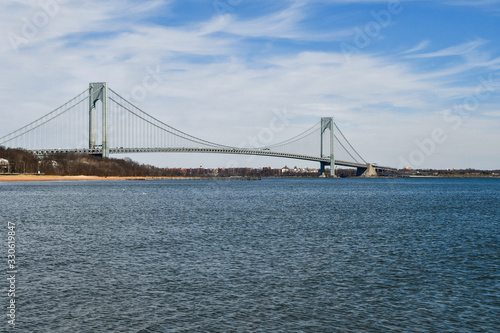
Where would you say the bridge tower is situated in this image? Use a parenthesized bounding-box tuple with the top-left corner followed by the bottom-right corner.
(320, 117, 335, 177)
(88, 82, 109, 158)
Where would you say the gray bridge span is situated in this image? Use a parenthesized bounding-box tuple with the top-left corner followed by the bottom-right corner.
(1, 82, 396, 177)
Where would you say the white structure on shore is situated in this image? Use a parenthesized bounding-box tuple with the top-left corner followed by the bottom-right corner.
(0, 158, 9, 173)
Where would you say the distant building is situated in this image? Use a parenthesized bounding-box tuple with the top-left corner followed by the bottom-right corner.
(280, 166, 319, 174)
(0, 158, 9, 173)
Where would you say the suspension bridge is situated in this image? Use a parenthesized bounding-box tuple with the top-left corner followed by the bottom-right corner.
(0, 82, 394, 176)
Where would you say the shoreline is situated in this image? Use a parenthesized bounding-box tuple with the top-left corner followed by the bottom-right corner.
(0, 175, 208, 182)
(1, 174, 499, 182)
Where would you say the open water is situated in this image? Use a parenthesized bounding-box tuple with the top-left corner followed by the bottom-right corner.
(0, 177, 499, 332)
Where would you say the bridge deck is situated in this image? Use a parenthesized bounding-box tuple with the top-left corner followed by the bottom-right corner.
(29, 147, 396, 171)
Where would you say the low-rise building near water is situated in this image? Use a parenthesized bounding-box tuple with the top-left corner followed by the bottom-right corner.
(0, 158, 9, 173)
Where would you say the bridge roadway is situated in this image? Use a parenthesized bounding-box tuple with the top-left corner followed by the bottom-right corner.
(29, 147, 395, 171)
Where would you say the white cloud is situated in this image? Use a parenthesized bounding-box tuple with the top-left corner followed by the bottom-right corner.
(401, 40, 430, 54)
(405, 39, 488, 59)
(0, 0, 499, 169)
(208, 1, 354, 42)
(443, 0, 500, 6)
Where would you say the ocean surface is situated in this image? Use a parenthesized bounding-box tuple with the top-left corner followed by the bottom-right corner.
(1, 177, 499, 332)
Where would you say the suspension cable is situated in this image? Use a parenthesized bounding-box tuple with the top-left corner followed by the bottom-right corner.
(334, 135, 359, 162)
(109, 89, 239, 149)
(264, 122, 321, 149)
(109, 97, 231, 148)
(334, 123, 366, 163)
(0, 91, 88, 145)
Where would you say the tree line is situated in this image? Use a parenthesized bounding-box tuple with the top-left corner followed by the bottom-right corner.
(5, 147, 495, 178)
(0, 147, 320, 177)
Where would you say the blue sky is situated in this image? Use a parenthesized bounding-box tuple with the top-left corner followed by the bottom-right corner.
(1, 0, 499, 169)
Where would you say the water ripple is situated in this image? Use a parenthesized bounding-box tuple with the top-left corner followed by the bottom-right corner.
(0, 178, 498, 332)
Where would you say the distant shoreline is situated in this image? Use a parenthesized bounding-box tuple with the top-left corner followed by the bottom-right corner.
(1, 174, 499, 182)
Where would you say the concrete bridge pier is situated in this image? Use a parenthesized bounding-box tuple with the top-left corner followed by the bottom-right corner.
(319, 161, 327, 177)
(356, 164, 378, 177)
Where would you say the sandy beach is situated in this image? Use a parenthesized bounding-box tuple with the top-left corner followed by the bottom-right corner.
(0, 175, 172, 182)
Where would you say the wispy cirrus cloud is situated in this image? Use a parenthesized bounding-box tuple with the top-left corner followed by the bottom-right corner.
(401, 40, 430, 54)
(201, 2, 352, 42)
(405, 39, 488, 58)
(443, 0, 500, 6)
